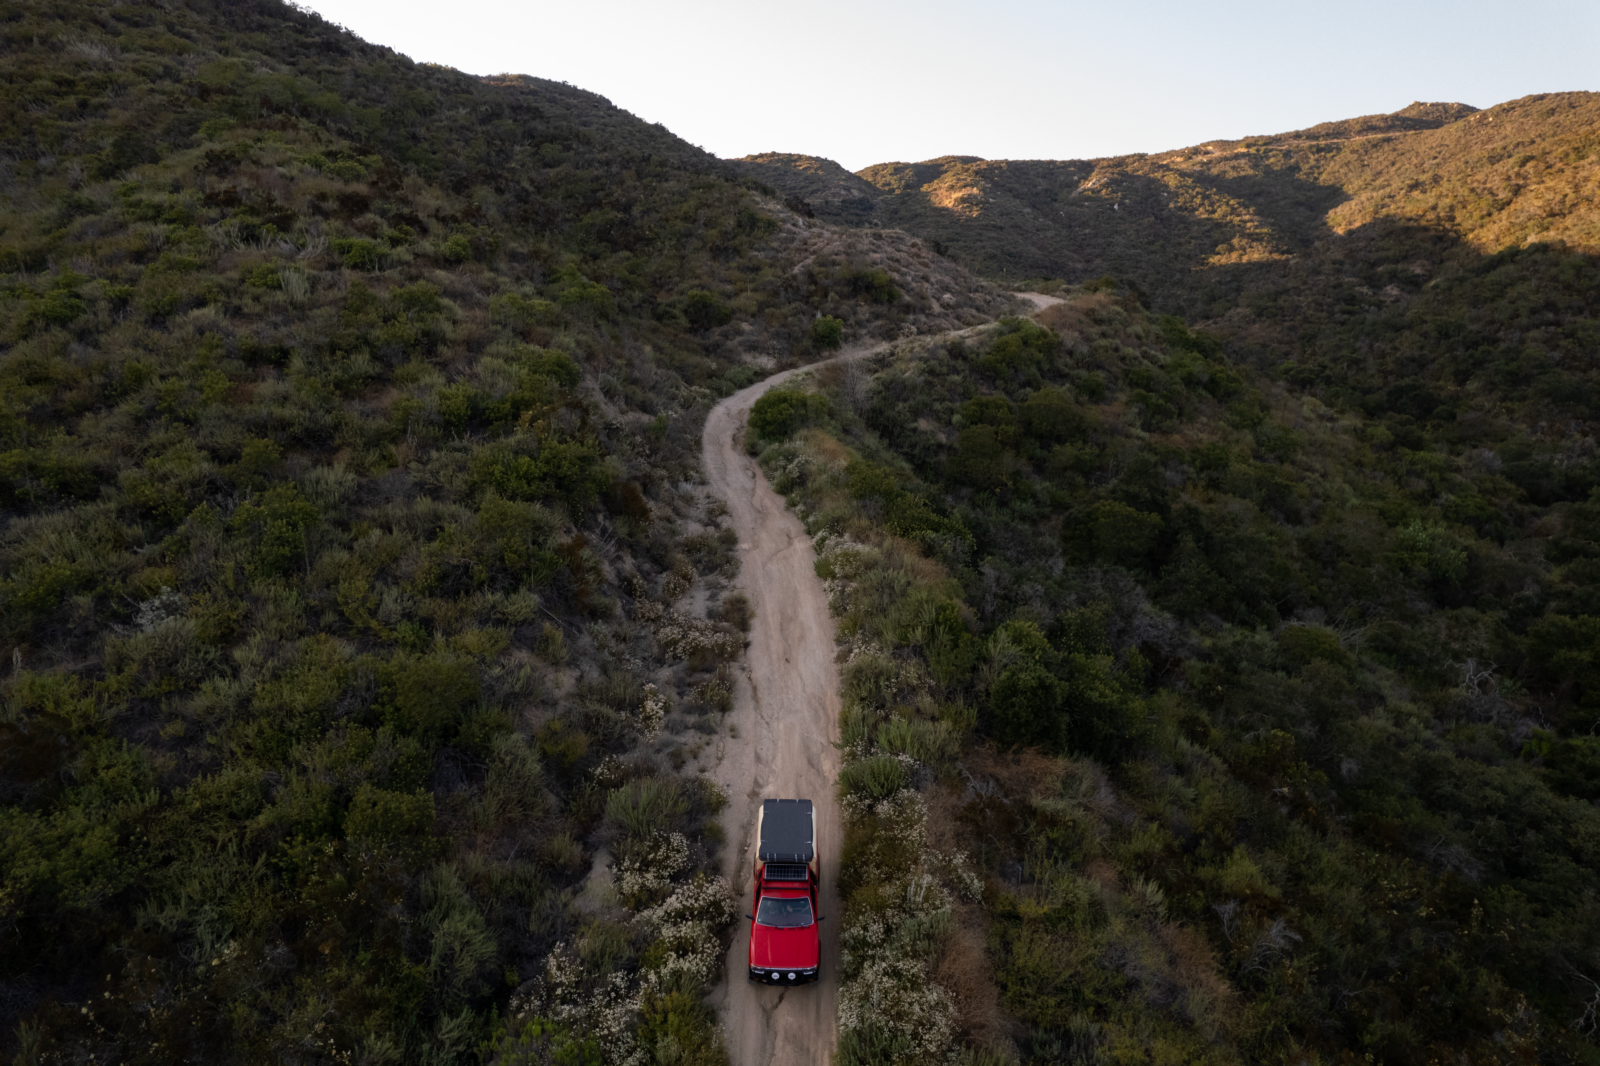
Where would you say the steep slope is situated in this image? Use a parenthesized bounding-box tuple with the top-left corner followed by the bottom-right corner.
(753, 298, 1600, 1066)
(0, 1, 1007, 1062)
(738, 153, 882, 225)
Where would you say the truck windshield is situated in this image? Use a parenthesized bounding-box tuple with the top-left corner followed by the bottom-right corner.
(755, 896, 814, 928)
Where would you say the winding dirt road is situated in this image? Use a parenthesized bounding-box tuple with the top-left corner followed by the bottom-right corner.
(703, 355, 852, 1066)
(702, 301, 1043, 1063)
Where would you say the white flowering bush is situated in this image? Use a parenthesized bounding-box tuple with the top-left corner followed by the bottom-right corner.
(695, 774, 730, 810)
(813, 531, 880, 582)
(637, 683, 666, 738)
(615, 831, 689, 908)
(929, 848, 986, 904)
(636, 872, 738, 991)
(653, 611, 741, 666)
(515, 946, 646, 1066)
(837, 953, 959, 1061)
(770, 452, 814, 494)
(838, 867, 959, 1061)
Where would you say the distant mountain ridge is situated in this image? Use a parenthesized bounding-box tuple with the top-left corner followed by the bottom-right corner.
(738, 93, 1600, 444)
(735, 94, 1595, 289)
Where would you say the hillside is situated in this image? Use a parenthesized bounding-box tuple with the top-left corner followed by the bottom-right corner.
(760, 298, 1600, 1066)
(740, 96, 1600, 1066)
(740, 92, 1600, 501)
(0, 1, 1007, 1062)
(736, 94, 1600, 289)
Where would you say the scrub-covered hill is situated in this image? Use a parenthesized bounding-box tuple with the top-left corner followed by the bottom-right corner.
(737, 94, 1600, 294)
(759, 290, 1600, 1066)
(0, 1, 1006, 1061)
(741, 92, 1600, 542)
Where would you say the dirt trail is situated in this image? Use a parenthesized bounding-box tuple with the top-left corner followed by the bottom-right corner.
(703, 353, 865, 1066)
(1012, 290, 1065, 311)
(701, 307, 1048, 1063)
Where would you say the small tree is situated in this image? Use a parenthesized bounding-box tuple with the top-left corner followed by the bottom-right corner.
(811, 315, 844, 350)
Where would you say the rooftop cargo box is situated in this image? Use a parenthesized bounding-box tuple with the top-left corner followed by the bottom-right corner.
(756, 799, 816, 877)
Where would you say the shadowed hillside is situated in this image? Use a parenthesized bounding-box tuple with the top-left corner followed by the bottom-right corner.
(0, 1, 1006, 1061)
(741, 95, 1600, 1066)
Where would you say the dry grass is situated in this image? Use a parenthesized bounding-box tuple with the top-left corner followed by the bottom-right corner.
(1036, 292, 1117, 339)
(879, 535, 950, 587)
(1155, 921, 1236, 1024)
(796, 427, 852, 465)
(962, 744, 1070, 802)
(933, 901, 1011, 1050)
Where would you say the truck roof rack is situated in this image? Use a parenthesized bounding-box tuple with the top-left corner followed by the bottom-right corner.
(762, 862, 810, 883)
(758, 798, 814, 864)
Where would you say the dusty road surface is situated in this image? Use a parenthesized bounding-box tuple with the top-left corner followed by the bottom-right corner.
(702, 355, 860, 1066)
(1012, 290, 1065, 312)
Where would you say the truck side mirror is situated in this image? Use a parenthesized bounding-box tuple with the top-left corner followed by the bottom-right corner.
(745, 914, 754, 920)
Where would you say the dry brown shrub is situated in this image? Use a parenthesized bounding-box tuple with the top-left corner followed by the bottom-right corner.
(813, 361, 848, 390)
(963, 744, 1069, 802)
(923, 782, 968, 855)
(798, 427, 851, 465)
(1036, 292, 1116, 338)
(878, 535, 949, 586)
(1155, 921, 1239, 1041)
(1084, 858, 1122, 892)
(932, 901, 1008, 1048)
(1157, 921, 1233, 1001)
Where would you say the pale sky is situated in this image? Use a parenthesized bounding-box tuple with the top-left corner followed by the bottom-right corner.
(300, 0, 1600, 173)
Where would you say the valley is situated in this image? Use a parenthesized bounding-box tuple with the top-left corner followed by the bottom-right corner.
(2, 2, 1600, 1065)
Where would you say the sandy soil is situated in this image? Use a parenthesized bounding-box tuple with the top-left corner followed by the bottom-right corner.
(702, 353, 866, 1066)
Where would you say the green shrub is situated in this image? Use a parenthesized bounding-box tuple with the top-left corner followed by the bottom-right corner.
(605, 778, 687, 841)
(332, 237, 383, 271)
(637, 987, 723, 1066)
(680, 289, 733, 331)
(976, 317, 1057, 378)
(1019, 385, 1083, 443)
(843, 267, 899, 304)
(345, 785, 436, 852)
(489, 293, 561, 332)
(749, 388, 828, 441)
(514, 347, 582, 387)
(1065, 500, 1163, 569)
(230, 485, 320, 576)
(555, 278, 615, 318)
(486, 1016, 601, 1066)
(470, 439, 608, 512)
(812, 315, 844, 349)
(837, 754, 910, 799)
(384, 654, 480, 740)
(1278, 625, 1354, 670)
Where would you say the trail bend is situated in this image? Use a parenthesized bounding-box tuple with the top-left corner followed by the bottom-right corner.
(702, 351, 864, 1066)
(703, 303, 1040, 1064)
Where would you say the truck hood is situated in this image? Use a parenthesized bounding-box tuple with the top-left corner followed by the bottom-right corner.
(748, 922, 819, 970)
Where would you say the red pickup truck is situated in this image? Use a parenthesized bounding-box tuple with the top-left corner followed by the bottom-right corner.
(746, 798, 821, 985)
